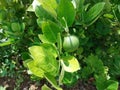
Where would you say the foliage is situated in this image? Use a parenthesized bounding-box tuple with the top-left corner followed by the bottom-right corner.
(0, 0, 120, 90)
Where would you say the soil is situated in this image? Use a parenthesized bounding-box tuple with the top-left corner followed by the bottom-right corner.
(0, 76, 120, 90)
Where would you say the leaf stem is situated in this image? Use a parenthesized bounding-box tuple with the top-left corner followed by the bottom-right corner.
(59, 62, 65, 86)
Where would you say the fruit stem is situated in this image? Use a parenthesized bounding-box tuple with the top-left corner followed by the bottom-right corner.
(62, 17, 69, 33)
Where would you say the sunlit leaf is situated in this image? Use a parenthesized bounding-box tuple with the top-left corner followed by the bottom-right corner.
(41, 84, 52, 90)
(27, 60, 44, 78)
(29, 46, 59, 76)
(57, 0, 75, 26)
(38, 0, 57, 18)
(61, 56, 80, 72)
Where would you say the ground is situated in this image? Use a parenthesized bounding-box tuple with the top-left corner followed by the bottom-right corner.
(0, 76, 96, 90)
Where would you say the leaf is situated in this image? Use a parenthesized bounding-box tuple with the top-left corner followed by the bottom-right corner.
(45, 73, 62, 90)
(95, 75, 118, 90)
(37, 18, 44, 28)
(41, 84, 52, 90)
(27, 5, 34, 12)
(57, 0, 76, 26)
(38, 34, 51, 43)
(62, 72, 78, 86)
(61, 56, 80, 72)
(29, 46, 46, 62)
(0, 39, 14, 47)
(11, 22, 21, 32)
(27, 60, 44, 78)
(103, 14, 114, 19)
(38, 0, 57, 18)
(78, 0, 85, 21)
(35, 6, 53, 20)
(95, 74, 108, 90)
(0, 86, 6, 90)
(41, 43, 58, 58)
(21, 23, 25, 32)
(29, 46, 59, 76)
(104, 0, 112, 12)
(84, 2, 105, 24)
(85, 54, 104, 74)
(42, 21, 61, 43)
(105, 80, 118, 90)
(81, 66, 93, 79)
(0, 9, 6, 22)
(31, 0, 41, 11)
(118, 5, 120, 13)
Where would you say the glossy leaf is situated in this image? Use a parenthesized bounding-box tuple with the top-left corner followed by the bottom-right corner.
(38, 34, 51, 43)
(42, 21, 61, 43)
(35, 6, 53, 20)
(84, 2, 105, 24)
(41, 43, 58, 58)
(57, 0, 75, 26)
(61, 56, 80, 72)
(37, 0, 57, 18)
(29, 46, 59, 76)
(27, 60, 44, 78)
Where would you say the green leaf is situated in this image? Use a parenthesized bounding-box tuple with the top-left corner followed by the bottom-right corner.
(41, 43, 58, 58)
(105, 80, 118, 90)
(118, 5, 120, 13)
(95, 74, 108, 90)
(95, 75, 118, 90)
(41, 84, 52, 90)
(42, 21, 61, 43)
(84, 2, 105, 24)
(63, 72, 78, 86)
(61, 56, 80, 72)
(45, 73, 62, 90)
(21, 23, 25, 32)
(27, 5, 34, 12)
(81, 66, 93, 79)
(37, 0, 57, 18)
(85, 54, 104, 74)
(27, 60, 44, 78)
(103, 14, 114, 19)
(29, 46, 46, 62)
(104, 0, 112, 12)
(0, 39, 14, 47)
(38, 34, 51, 43)
(35, 6, 53, 20)
(29, 46, 59, 76)
(37, 18, 44, 28)
(78, 0, 85, 22)
(11, 22, 21, 32)
(57, 0, 76, 26)
(0, 9, 6, 22)
(0, 86, 6, 90)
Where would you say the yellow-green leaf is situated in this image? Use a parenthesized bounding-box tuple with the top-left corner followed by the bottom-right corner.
(61, 56, 80, 72)
(41, 84, 52, 90)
